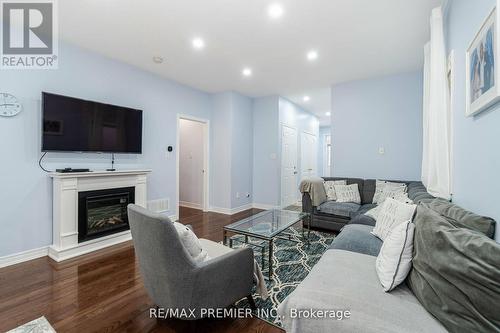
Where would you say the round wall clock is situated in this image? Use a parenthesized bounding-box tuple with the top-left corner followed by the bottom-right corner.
(0, 93, 22, 117)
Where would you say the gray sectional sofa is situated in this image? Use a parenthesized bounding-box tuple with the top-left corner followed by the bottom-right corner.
(279, 178, 499, 333)
(301, 177, 434, 232)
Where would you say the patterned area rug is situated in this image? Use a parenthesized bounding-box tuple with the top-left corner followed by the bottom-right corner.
(233, 227, 335, 326)
(7, 317, 56, 333)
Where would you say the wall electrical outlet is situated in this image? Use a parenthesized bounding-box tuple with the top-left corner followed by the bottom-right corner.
(236, 192, 240, 199)
(246, 193, 251, 198)
(378, 147, 385, 155)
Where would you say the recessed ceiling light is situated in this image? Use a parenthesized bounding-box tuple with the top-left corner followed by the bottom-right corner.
(242, 67, 252, 77)
(192, 38, 205, 50)
(267, 3, 284, 19)
(307, 50, 318, 61)
(303, 96, 310, 102)
(325, 111, 331, 116)
(152, 56, 164, 64)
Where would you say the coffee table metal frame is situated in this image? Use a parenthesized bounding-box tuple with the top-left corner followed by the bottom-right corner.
(223, 210, 311, 280)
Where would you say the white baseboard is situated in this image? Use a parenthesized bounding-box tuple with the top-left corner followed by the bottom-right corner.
(179, 201, 203, 210)
(209, 203, 254, 215)
(48, 231, 132, 262)
(252, 203, 280, 210)
(0, 246, 49, 268)
(209, 203, 281, 215)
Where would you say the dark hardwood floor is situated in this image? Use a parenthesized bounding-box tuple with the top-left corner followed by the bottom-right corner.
(0, 207, 283, 333)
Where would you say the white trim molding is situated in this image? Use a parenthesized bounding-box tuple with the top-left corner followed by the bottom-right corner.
(0, 246, 49, 268)
(252, 203, 280, 210)
(179, 201, 203, 210)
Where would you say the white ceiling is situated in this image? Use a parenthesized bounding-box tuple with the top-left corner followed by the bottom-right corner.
(59, 0, 441, 102)
(285, 88, 332, 126)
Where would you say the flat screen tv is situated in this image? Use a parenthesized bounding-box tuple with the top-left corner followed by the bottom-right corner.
(42, 92, 143, 153)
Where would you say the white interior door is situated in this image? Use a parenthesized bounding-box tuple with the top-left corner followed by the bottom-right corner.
(281, 125, 298, 208)
(300, 132, 317, 178)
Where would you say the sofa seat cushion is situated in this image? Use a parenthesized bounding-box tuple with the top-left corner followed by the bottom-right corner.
(329, 224, 382, 256)
(278, 250, 447, 333)
(316, 201, 360, 217)
(349, 214, 376, 227)
(353, 203, 377, 217)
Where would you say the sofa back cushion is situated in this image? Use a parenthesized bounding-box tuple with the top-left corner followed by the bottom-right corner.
(321, 178, 432, 205)
(426, 198, 496, 239)
(408, 204, 500, 333)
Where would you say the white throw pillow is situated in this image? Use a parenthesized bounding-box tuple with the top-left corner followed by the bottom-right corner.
(365, 205, 381, 220)
(376, 220, 415, 291)
(334, 184, 361, 204)
(323, 180, 347, 200)
(372, 180, 407, 204)
(173, 222, 209, 263)
(365, 193, 413, 220)
(371, 198, 416, 241)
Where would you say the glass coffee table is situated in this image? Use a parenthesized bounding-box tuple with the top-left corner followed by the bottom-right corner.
(223, 209, 311, 279)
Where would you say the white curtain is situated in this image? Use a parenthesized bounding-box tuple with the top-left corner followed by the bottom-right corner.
(421, 7, 452, 200)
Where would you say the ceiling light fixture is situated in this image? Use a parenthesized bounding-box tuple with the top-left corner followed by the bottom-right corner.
(307, 50, 318, 61)
(152, 56, 164, 64)
(192, 37, 205, 50)
(242, 67, 252, 77)
(267, 3, 284, 19)
(325, 111, 331, 116)
(303, 96, 310, 102)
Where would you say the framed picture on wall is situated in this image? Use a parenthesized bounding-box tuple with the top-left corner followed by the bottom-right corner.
(466, 6, 500, 117)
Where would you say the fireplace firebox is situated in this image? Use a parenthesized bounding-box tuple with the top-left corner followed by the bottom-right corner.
(78, 187, 135, 243)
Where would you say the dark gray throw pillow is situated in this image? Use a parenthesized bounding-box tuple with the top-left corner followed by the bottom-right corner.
(424, 198, 496, 239)
(408, 205, 500, 333)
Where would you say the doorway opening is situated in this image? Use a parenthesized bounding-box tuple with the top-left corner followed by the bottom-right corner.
(177, 116, 210, 220)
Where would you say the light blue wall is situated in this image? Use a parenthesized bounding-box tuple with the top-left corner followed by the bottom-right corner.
(211, 93, 233, 209)
(252, 96, 280, 206)
(230, 93, 253, 209)
(331, 72, 423, 180)
(318, 126, 331, 177)
(445, 0, 500, 241)
(211, 91, 253, 210)
(0, 43, 213, 256)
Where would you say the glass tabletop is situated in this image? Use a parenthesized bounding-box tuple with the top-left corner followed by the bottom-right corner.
(224, 209, 309, 238)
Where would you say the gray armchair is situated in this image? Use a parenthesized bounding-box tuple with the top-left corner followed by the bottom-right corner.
(127, 204, 256, 320)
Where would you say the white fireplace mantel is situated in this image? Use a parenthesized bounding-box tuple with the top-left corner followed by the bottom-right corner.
(48, 169, 151, 262)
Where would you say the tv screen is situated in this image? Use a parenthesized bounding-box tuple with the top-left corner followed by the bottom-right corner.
(42, 92, 143, 153)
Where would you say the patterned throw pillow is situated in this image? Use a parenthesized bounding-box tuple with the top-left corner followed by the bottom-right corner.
(372, 180, 407, 204)
(371, 198, 416, 241)
(365, 193, 413, 220)
(323, 180, 347, 200)
(334, 184, 361, 204)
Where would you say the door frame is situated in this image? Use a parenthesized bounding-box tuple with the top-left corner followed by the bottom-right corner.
(176, 114, 210, 219)
(280, 124, 298, 208)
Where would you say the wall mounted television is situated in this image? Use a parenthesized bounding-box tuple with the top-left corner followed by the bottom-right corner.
(42, 92, 143, 153)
